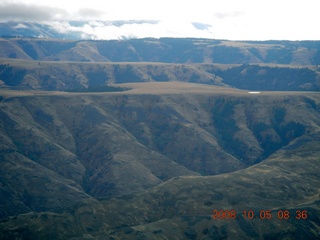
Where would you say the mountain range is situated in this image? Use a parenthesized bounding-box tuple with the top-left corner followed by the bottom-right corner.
(0, 37, 320, 239)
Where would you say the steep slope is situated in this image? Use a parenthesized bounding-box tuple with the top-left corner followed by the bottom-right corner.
(101, 141, 320, 239)
(0, 83, 319, 239)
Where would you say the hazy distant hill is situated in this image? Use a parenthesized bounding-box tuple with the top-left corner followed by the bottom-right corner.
(1, 37, 320, 65)
(0, 83, 319, 239)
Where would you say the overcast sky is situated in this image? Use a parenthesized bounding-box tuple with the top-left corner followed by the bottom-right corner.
(0, 0, 319, 40)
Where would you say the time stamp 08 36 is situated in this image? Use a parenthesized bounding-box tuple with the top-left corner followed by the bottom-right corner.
(212, 209, 308, 220)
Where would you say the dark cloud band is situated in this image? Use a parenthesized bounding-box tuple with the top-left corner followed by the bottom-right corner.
(0, 3, 66, 21)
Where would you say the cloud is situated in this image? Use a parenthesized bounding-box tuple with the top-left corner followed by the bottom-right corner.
(214, 11, 244, 19)
(76, 8, 105, 20)
(0, 2, 67, 22)
(44, 20, 215, 40)
(0, 0, 319, 40)
(13, 23, 28, 29)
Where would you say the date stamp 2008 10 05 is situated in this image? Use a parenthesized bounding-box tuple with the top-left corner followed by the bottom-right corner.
(212, 209, 308, 220)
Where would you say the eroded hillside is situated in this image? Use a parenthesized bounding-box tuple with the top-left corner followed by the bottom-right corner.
(0, 83, 319, 239)
(0, 60, 319, 91)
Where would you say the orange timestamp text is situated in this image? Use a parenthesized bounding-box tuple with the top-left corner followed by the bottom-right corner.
(212, 209, 308, 220)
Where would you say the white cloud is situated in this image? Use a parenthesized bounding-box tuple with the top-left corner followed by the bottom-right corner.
(13, 23, 28, 29)
(45, 20, 215, 40)
(214, 11, 244, 19)
(0, 0, 319, 40)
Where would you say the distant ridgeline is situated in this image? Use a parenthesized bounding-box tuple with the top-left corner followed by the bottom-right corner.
(0, 36, 320, 65)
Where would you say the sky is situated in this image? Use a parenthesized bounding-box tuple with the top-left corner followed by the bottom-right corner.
(0, 0, 319, 40)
